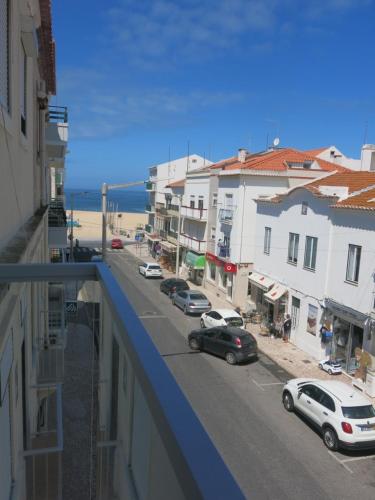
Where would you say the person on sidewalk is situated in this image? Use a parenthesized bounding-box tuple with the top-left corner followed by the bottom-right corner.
(283, 314, 292, 342)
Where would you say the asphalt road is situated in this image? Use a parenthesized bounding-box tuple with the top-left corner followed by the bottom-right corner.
(106, 250, 375, 500)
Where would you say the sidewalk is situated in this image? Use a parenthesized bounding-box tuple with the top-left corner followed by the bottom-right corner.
(124, 242, 372, 399)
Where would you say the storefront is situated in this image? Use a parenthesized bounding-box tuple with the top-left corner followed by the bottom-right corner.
(323, 298, 375, 396)
(160, 241, 177, 272)
(248, 272, 275, 321)
(145, 234, 160, 257)
(263, 283, 288, 323)
(205, 252, 237, 301)
(184, 251, 206, 285)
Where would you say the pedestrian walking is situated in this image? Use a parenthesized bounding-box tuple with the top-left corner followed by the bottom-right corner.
(283, 314, 292, 342)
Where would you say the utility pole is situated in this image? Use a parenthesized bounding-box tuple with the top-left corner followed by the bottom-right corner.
(175, 194, 183, 277)
(101, 181, 145, 261)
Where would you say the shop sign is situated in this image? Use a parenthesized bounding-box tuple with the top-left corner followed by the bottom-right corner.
(205, 252, 217, 263)
(224, 263, 237, 273)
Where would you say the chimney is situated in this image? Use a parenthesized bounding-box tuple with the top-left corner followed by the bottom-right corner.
(361, 144, 375, 171)
(238, 148, 247, 163)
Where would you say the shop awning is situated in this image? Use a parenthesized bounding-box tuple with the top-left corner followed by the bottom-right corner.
(145, 234, 160, 242)
(185, 251, 206, 269)
(248, 272, 275, 291)
(264, 283, 287, 303)
(160, 241, 176, 252)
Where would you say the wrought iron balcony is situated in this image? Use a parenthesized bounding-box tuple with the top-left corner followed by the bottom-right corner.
(0, 263, 243, 500)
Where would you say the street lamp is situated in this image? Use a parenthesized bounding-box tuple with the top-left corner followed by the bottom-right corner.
(101, 181, 145, 261)
(69, 191, 88, 262)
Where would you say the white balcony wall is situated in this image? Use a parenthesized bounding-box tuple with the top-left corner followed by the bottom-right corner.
(45, 122, 68, 159)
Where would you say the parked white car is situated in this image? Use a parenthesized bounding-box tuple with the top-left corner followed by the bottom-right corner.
(200, 309, 244, 329)
(138, 262, 163, 278)
(282, 378, 375, 451)
(318, 359, 342, 375)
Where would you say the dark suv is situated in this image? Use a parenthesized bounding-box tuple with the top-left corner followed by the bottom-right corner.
(160, 278, 190, 297)
(188, 326, 258, 365)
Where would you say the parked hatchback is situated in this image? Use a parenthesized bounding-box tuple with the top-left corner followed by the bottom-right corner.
(138, 262, 163, 278)
(282, 378, 375, 451)
(200, 309, 244, 329)
(172, 290, 211, 315)
(160, 278, 190, 297)
(188, 326, 258, 365)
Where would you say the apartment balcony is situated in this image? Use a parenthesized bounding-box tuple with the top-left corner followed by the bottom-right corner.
(180, 234, 206, 253)
(46, 106, 68, 161)
(167, 204, 179, 216)
(48, 199, 68, 248)
(0, 263, 243, 500)
(145, 181, 156, 191)
(145, 204, 155, 214)
(181, 205, 207, 221)
(218, 208, 234, 224)
(206, 239, 231, 260)
(145, 224, 153, 233)
(156, 206, 170, 217)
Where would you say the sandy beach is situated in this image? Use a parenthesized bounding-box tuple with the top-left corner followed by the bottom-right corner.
(71, 210, 148, 241)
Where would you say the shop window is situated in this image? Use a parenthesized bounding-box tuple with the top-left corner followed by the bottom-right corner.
(304, 236, 318, 271)
(346, 244, 361, 283)
(264, 227, 271, 255)
(306, 304, 318, 335)
(0, 0, 10, 112)
(288, 232, 299, 265)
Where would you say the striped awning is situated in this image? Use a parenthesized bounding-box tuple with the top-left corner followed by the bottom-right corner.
(264, 283, 287, 303)
(248, 272, 275, 291)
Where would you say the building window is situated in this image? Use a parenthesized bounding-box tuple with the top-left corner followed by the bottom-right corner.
(264, 227, 271, 255)
(346, 244, 361, 283)
(20, 43, 27, 135)
(212, 193, 217, 207)
(301, 202, 308, 215)
(190, 196, 195, 209)
(287, 233, 299, 265)
(198, 197, 204, 210)
(225, 193, 233, 208)
(210, 226, 216, 240)
(0, 0, 10, 111)
(291, 296, 300, 329)
(304, 236, 317, 270)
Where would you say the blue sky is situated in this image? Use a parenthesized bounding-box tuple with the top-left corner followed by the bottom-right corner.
(52, 0, 375, 188)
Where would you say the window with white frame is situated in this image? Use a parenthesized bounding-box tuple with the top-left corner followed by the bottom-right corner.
(212, 193, 217, 207)
(225, 193, 233, 208)
(301, 202, 308, 215)
(304, 236, 317, 270)
(346, 244, 361, 283)
(264, 227, 271, 255)
(190, 195, 195, 209)
(0, 0, 10, 111)
(20, 43, 27, 135)
(287, 233, 299, 264)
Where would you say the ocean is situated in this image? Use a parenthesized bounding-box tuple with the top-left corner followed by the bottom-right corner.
(64, 188, 147, 213)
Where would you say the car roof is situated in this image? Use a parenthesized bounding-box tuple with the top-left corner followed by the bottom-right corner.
(213, 309, 241, 318)
(144, 262, 160, 266)
(296, 379, 372, 406)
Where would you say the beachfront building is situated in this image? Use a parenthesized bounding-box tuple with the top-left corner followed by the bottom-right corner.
(253, 172, 375, 396)
(145, 155, 212, 268)
(204, 147, 350, 307)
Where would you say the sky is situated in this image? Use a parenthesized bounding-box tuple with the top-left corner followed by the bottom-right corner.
(51, 0, 375, 189)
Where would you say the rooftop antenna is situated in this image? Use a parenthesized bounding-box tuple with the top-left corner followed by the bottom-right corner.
(273, 137, 280, 148)
(265, 132, 269, 150)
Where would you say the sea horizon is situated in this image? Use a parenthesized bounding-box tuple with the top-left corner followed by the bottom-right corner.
(64, 188, 148, 213)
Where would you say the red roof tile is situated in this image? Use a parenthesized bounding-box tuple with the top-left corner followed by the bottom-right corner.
(333, 187, 375, 211)
(305, 171, 375, 194)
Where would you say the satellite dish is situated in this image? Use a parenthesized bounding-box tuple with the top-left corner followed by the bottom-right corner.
(273, 137, 280, 147)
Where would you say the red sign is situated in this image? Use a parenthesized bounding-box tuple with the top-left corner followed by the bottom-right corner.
(205, 252, 217, 262)
(224, 263, 237, 273)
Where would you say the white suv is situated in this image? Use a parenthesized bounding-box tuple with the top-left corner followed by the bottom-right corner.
(138, 262, 163, 278)
(282, 379, 375, 451)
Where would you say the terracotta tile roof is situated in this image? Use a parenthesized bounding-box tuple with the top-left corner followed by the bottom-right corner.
(209, 148, 349, 173)
(39, 0, 56, 95)
(333, 187, 375, 211)
(304, 147, 328, 156)
(166, 179, 185, 188)
(304, 171, 375, 194)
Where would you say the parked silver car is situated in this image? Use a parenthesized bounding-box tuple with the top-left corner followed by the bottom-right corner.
(172, 290, 211, 315)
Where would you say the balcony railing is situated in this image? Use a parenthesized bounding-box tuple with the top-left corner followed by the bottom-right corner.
(145, 181, 155, 191)
(219, 208, 234, 224)
(206, 240, 231, 259)
(0, 263, 244, 500)
(167, 204, 179, 216)
(48, 105, 68, 123)
(145, 204, 155, 213)
(181, 205, 207, 220)
(180, 234, 206, 253)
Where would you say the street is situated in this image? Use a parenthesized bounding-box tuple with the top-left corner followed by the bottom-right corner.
(106, 249, 375, 499)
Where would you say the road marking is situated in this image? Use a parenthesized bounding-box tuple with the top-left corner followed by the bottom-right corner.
(327, 450, 353, 473)
(138, 315, 167, 319)
(252, 379, 265, 391)
(341, 455, 375, 464)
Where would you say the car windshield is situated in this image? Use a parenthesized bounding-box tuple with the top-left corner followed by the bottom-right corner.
(225, 317, 243, 327)
(341, 405, 375, 419)
(149, 265, 161, 270)
(241, 334, 256, 346)
(189, 294, 207, 300)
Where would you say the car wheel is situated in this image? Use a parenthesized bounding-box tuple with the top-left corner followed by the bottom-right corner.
(328, 369, 333, 375)
(282, 391, 294, 412)
(318, 364, 323, 370)
(323, 426, 339, 451)
(189, 338, 200, 350)
(225, 352, 237, 365)
(200, 319, 205, 328)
